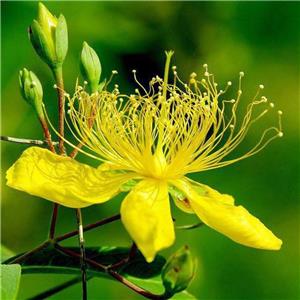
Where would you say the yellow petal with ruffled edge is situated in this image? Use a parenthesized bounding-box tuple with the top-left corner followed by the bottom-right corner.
(6, 146, 137, 208)
(171, 178, 282, 250)
(121, 179, 175, 263)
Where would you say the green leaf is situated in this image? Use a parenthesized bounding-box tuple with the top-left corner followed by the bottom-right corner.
(0, 264, 21, 300)
(4, 245, 165, 279)
(129, 276, 197, 299)
(1, 244, 15, 262)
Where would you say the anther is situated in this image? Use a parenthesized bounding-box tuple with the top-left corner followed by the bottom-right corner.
(53, 84, 58, 89)
(203, 63, 208, 68)
(172, 66, 177, 71)
(261, 96, 268, 102)
(230, 124, 234, 129)
(204, 72, 209, 77)
(190, 72, 197, 78)
(83, 80, 88, 85)
(173, 71, 177, 76)
(238, 90, 242, 95)
(227, 81, 232, 86)
(278, 110, 283, 115)
(269, 102, 275, 108)
(239, 71, 244, 77)
(135, 89, 139, 94)
(114, 84, 119, 88)
(278, 132, 283, 137)
(112, 70, 118, 74)
(230, 99, 236, 103)
(259, 84, 264, 89)
(132, 69, 136, 73)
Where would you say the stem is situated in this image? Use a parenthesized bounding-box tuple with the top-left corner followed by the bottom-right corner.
(52, 66, 65, 154)
(28, 275, 92, 300)
(8, 241, 50, 264)
(76, 209, 87, 300)
(6, 214, 120, 265)
(55, 214, 120, 243)
(69, 103, 97, 159)
(49, 203, 59, 240)
(55, 244, 167, 300)
(39, 117, 56, 153)
(55, 244, 107, 271)
(0, 135, 58, 146)
(176, 222, 204, 230)
(108, 242, 137, 270)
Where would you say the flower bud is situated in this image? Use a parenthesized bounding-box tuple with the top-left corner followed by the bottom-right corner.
(80, 41, 102, 93)
(161, 246, 195, 296)
(19, 68, 44, 118)
(29, 3, 68, 68)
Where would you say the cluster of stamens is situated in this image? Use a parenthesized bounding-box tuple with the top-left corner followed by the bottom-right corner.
(55, 52, 283, 179)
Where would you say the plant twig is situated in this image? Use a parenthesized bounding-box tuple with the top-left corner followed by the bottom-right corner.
(176, 222, 204, 230)
(6, 214, 121, 265)
(55, 214, 121, 243)
(0, 135, 58, 146)
(8, 241, 50, 264)
(49, 203, 59, 240)
(53, 66, 65, 154)
(54, 244, 167, 300)
(108, 242, 137, 270)
(76, 209, 87, 300)
(27, 275, 92, 300)
(39, 117, 56, 153)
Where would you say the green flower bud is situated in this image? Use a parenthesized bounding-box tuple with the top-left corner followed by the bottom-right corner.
(161, 246, 196, 297)
(19, 68, 44, 118)
(29, 3, 68, 68)
(80, 41, 102, 93)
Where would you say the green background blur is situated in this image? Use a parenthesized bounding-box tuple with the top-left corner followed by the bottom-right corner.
(1, 1, 299, 299)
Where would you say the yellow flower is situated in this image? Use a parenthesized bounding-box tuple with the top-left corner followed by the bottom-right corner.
(6, 51, 283, 262)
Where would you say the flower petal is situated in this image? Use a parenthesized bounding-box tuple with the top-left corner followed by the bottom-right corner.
(6, 147, 136, 208)
(121, 179, 175, 262)
(172, 178, 282, 250)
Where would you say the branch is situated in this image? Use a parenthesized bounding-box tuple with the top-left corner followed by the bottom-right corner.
(1, 135, 58, 146)
(55, 214, 121, 243)
(176, 222, 204, 230)
(54, 244, 168, 300)
(27, 275, 92, 300)
(75, 208, 87, 300)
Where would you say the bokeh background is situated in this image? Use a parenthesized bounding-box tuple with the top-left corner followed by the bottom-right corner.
(1, 1, 299, 299)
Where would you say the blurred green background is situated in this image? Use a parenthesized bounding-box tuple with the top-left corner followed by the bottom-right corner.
(1, 1, 299, 299)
